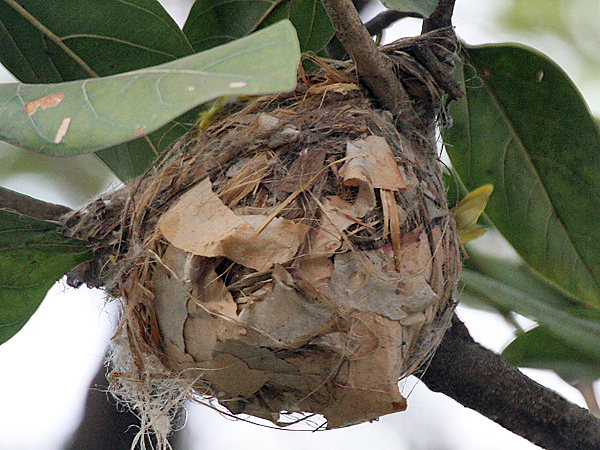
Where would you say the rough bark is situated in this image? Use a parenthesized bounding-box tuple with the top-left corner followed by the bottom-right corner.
(365, 10, 422, 36)
(420, 315, 600, 450)
(320, 0, 412, 120)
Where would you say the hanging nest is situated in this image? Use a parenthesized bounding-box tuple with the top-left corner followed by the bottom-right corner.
(64, 32, 462, 446)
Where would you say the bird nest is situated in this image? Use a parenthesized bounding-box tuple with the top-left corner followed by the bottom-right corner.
(64, 50, 461, 447)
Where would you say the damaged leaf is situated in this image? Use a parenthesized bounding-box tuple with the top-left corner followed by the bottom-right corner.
(0, 21, 300, 156)
(0, 0, 195, 181)
(0, 210, 91, 345)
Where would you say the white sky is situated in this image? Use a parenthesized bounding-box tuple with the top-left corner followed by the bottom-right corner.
(0, 1, 598, 449)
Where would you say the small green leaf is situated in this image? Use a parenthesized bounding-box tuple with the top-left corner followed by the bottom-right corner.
(379, 0, 436, 17)
(183, 0, 334, 54)
(445, 44, 600, 307)
(0, 21, 300, 156)
(452, 184, 493, 243)
(503, 325, 600, 383)
(0, 208, 91, 345)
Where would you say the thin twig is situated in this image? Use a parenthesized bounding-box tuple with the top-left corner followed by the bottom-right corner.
(422, 0, 456, 33)
(365, 10, 423, 36)
(320, 0, 412, 122)
(0, 186, 71, 220)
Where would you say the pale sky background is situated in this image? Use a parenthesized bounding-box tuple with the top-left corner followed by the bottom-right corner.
(0, 1, 598, 449)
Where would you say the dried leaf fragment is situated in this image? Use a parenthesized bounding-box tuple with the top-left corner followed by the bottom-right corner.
(340, 136, 406, 190)
(159, 178, 308, 271)
(329, 251, 409, 321)
(239, 266, 335, 347)
(380, 189, 402, 271)
(151, 246, 189, 351)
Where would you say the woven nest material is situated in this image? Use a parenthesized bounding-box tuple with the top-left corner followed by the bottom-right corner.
(65, 52, 461, 443)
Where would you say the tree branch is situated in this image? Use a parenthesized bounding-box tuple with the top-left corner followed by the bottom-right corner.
(365, 10, 422, 36)
(422, 0, 456, 33)
(0, 186, 71, 221)
(320, 0, 412, 121)
(420, 314, 600, 450)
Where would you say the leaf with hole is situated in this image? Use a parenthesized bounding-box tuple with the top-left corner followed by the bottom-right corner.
(0, 21, 300, 156)
(0, 209, 91, 345)
(183, 0, 333, 54)
(445, 44, 600, 307)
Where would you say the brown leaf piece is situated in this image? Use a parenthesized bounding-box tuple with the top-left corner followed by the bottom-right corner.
(158, 178, 308, 270)
(340, 135, 407, 190)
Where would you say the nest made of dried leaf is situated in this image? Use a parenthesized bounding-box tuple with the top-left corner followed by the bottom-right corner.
(64, 54, 461, 443)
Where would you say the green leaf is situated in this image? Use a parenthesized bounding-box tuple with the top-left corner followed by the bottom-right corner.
(0, 21, 300, 156)
(445, 44, 600, 307)
(460, 254, 600, 360)
(0, 208, 91, 345)
(94, 110, 197, 181)
(0, 0, 193, 82)
(183, 0, 334, 54)
(379, 0, 436, 17)
(0, 0, 196, 180)
(503, 325, 600, 383)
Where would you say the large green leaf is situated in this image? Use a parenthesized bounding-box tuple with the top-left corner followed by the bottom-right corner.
(183, 0, 333, 54)
(0, 0, 195, 180)
(0, 21, 300, 156)
(379, 0, 436, 17)
(0, 0, 193, 82)
(445, 44, 600, 307)
(0, 208, 91, 345)
(502, 325, 600, 383)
